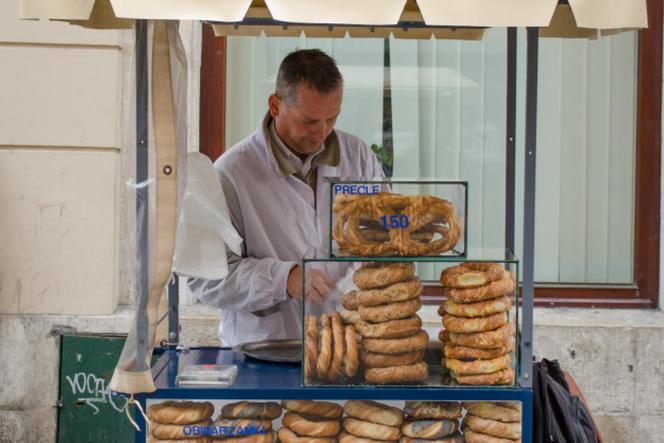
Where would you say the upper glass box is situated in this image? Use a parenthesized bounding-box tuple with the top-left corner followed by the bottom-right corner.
(327, 179, 468, 259)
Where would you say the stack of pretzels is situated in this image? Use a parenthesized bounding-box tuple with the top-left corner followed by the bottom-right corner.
(216, 401, 281, 443)
(340, 400, 404, 442)
(462, 402, 522, 442)
(353, 262, 429, 384)
(332, 193, 461, 256)
(147, 400, 214, 443)
(438, 263, 516, 385)
(401, 401, 464, 442)
(277, 400, 343, 443)
(304, 311, 360, 384)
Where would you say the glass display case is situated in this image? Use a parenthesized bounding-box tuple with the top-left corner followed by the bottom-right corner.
(301, 253, 520, 388)
(327, 179, 468, 258)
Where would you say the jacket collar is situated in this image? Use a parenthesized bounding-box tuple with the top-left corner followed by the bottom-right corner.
(261, 112, 340, 177)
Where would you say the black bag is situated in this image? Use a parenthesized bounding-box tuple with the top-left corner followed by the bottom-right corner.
(533, 359, 600, 443)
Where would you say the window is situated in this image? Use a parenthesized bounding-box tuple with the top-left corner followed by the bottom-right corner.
(200, 2, 661, 307)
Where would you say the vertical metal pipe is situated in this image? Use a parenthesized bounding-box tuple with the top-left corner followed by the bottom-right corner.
(168, 275, 180, 348)
(136, 20, 149, 370)
(520, 27, 539, 388)
(505, 28, 517, 253)
(381, 37, 394, 177)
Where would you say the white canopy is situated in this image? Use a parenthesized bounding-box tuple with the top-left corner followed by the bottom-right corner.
(21, 0, 648, 35)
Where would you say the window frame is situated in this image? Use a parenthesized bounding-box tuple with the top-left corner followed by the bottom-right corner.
(198, 0, 662, 308)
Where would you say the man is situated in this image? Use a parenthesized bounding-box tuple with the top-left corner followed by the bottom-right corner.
(188, 49, 383, 346)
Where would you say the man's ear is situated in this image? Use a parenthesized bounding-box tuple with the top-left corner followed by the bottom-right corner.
(268, 94, 281, 117)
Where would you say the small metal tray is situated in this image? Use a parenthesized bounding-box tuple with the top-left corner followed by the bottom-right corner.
(237, 339, 301, 364)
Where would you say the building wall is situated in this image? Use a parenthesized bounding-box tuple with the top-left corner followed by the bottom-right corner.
(0, 1, 125, 315)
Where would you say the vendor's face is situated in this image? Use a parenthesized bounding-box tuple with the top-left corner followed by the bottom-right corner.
(269, 83, 342, 156)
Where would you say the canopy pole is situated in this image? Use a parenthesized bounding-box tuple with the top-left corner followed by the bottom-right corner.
(167, 275, 180, 348)
(136, 19, 150, 370)
(505, 27, 517, 252)
(521, 27, 538, 389)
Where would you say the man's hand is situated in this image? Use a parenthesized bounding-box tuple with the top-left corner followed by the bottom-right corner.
(287, 265, 335, 303)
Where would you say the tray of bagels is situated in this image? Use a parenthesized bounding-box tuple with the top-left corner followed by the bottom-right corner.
(303, 259, 518, 387)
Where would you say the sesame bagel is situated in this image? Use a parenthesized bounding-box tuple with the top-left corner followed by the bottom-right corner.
(359, 298, 421, 323)
(356, 316, 422, 339)
(363, 330, 428, 354)
(353, 262, 416, 290)
(343, 401, 404, 427)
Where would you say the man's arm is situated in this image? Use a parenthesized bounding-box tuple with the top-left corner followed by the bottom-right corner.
(187, 166, 295, 312)
(187, 252, 295, 312)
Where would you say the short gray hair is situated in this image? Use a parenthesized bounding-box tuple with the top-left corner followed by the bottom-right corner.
(276, 49, 343, 104)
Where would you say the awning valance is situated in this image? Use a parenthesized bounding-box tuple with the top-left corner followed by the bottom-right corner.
(20, 0, 648, 36)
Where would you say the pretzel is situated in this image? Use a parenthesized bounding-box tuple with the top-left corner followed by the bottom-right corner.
(402, 402, 462, 420)
(363, 330, 428, 354)
(281, 400, 342, 419)
(453, 368, 515, 386)
(328, 311, 345, 381)
(344, 400, 404, 427)
(463, 415, 521, 440)
(316, 313, 332, 380)
(462, 403, 521, 423)
(439, 324, 514, 349)
(446, 273, 515, 304)
(221, 402, 282, 420)
(356, 278, 422, 306)
(343, 324, 359, 378)
(334, 193, 406, 256)
(439, 295, 511, 318)
(353, 262, 416, 289)
(440, 263, 505, 289)
(360, 228, 434, 244)
(343, 417, 401, 440)
(359, 298, 422, 323)
(282, 412, 340, 437)
(446, 354, 511, 376)
(356, 315, 422, 339)
(364, 361, 429, 384)
(149, 401, 214, 424)
(401, 419, 458, 439)
(333, 193, 460, 256)
(442, 312, 507, 333)
(304, 316, 318, 383)
(277, 427, 336, 443)
(462, 429, 519, 443)
(150, 421, 209, 439)
(397, 195, 461, 256)
(361, 349, 425, 368)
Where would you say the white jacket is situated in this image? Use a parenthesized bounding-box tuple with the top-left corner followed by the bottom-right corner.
(188, 118, 384, 346)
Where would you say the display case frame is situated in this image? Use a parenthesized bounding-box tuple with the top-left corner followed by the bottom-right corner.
(326, 178, 469, 259)
(300, 254, 520, 388)
(133, 348, 532, 443)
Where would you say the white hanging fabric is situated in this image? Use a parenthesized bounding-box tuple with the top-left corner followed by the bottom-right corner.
(172, 152, 242, 280)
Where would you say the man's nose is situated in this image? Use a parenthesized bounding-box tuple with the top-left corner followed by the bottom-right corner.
(311, 121, 327, 139)
(318, 120, 332, 137)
